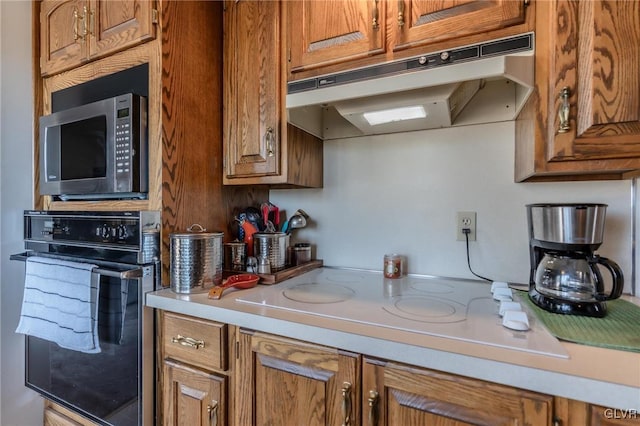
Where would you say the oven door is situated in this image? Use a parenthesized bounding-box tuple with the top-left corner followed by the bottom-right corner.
(11, 253, 156, 426)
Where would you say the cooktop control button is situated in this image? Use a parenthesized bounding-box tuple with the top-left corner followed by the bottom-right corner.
(491, 281, 509, 293)
(493, 287, 513, 301)
(502, 310, 530, 331)
(499, 301, 522, 317)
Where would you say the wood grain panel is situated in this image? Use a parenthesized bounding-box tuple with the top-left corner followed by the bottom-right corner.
(236, 329, 361, 426)
(161, 0, 268, 282)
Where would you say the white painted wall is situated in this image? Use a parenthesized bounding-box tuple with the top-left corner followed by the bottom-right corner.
(0, 1, 44, 425)
(271, 121, 637, 294)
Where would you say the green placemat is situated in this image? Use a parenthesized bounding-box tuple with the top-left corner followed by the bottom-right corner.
(517, 292, 640, 353)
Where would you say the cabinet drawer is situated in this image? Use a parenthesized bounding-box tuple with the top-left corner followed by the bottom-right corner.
(163, 312, 228, 371)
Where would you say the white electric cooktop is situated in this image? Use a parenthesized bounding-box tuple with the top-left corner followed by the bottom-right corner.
(235, 267, 569, 358)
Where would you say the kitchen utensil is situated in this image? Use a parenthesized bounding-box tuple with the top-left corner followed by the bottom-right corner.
(208, 274, 260, 299)
(170, 224, 223, 293)
(527, 203, 625, 317)
(238, 218, 258, 256)
(253, 232, 290, 271)
(285, 214, 307, 234)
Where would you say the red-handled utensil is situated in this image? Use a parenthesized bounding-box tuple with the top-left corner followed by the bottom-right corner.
(208, 274, 260, 300)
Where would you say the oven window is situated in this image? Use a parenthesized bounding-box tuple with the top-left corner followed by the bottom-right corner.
(25, 277, 140, 426)
(60, 116, 107, 180)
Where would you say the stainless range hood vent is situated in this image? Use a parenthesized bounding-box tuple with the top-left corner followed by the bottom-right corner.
(286, 33, 534, 140)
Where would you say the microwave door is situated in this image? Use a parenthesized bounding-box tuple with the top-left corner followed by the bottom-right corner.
(39, 98, 117, 197)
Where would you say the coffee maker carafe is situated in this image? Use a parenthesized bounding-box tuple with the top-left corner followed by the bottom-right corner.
(527, 203, 624, 317)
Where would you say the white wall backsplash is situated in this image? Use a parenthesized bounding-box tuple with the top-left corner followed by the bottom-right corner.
(270, 121, 634, 292)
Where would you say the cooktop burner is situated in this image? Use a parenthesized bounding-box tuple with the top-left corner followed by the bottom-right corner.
(236, 268, 568, 358)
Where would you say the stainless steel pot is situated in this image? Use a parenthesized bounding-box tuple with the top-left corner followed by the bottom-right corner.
(170, 224, 223, 293)
(253, 232, 289, 272)
(527, 203, 608, 245)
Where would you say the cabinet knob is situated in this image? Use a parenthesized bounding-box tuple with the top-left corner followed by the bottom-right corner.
(558, 86, 571, 133)
(341, 382, 352, 426)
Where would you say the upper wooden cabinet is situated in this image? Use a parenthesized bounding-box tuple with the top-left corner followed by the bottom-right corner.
(287, 0, 532, 80)
(223, 0, 323, 187)
(515, 0, 640, 181)
(40, 0, 156, 76)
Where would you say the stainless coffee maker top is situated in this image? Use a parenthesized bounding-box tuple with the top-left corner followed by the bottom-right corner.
(527, 203, 608, 246)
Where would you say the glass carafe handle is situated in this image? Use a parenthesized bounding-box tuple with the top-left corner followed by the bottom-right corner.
(590, 256, 624, 301)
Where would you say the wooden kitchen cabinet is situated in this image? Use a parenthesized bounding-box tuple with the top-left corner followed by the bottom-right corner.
(222, 0, 323, 187)
(235, 329, 361, 426)
(515, 0, 640, 181)
(363, 357, 554, 425)
(40, 0, 156, 76)
(287, 0, 532, 80)
(160, 312, 233, 426)
(555, 398, 640, 426)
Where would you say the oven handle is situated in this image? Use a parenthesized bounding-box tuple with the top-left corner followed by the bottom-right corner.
(10, 252, 144, 279)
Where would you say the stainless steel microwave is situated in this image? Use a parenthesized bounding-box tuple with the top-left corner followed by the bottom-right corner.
(39, 93, 148, 200)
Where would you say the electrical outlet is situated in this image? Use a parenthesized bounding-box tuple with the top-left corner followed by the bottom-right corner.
(456, 211, 477, 241)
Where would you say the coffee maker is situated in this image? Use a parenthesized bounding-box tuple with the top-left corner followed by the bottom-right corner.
(527, 203, 624, 318)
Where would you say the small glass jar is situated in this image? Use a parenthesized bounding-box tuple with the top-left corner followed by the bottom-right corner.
(293, 243, 311, 265)
(383, 254, 404, 279)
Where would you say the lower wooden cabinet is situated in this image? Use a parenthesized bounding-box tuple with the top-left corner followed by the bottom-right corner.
(235, 329, 361, 426)
(159, 311, 234, 426)
(163, 359, 226, 426)
(363, 357, 553, 425)
(157, 315, 638, 426)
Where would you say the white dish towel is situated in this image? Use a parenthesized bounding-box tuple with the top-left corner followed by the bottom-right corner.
(16, 256, 101, 353)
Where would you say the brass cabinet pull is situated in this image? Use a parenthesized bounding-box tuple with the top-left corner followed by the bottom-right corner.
(86, 6, 94, 37)
(265, 126, 275, 157)
(81, 6, 89, 38)
(207, 401, 218, 426)
(397, 0, 405, 28)
(558, 86, 571, 133)
(372, 0, 380, 30)
(171, 334, 205, 349)
(341, 382, 352, 426)
(73, 8, 80, 41)
(368, 390, 379, 426)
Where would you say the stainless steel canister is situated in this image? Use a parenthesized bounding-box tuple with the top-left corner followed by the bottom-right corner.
(170, 224, 223, 293)
(253, 232, 289, 272)
(141, 225, 160, 264)
(224, 241, 247, 271)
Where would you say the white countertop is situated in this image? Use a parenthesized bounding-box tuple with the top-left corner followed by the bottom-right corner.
(146, 267, 640, 410)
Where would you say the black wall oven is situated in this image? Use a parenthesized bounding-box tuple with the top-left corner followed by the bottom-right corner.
(11, 210, 160, 426)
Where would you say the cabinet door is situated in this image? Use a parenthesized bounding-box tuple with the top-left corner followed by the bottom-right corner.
(392, 0, 528, 52)
(235, 330, 361, 426)
(223, 0, 280, 179)
(288, 0, 386, 75)
(546, 0, 640, 162)
(515, 0, 640, 181)
(163, 359, 226, 426)
(40, 0, 88, 76)
(363, 358, 553, 426)
(89, 0, 156, 60)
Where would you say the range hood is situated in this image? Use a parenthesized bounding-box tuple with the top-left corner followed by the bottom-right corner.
(286, 33, 534, 140)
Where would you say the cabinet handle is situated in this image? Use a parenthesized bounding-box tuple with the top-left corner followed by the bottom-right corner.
(368, 390, 379, 426)
(397, 1, 405, 28)
(557, 86, 571, 133)
(341, 382, 352, 426)
(171, 334, 205, 349)
(86, 7, 94, 37)
(73, 8, 80, 41)
(207, 401, 218, 426)
(265, 126, 275, 157)
(372, 0, 380, 30)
